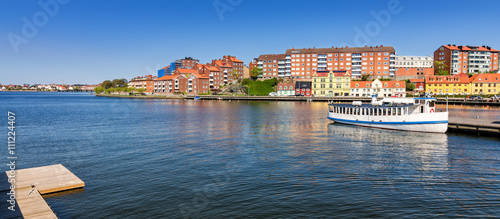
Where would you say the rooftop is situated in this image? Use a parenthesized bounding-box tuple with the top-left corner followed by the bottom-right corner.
(285, 45, 395, 55)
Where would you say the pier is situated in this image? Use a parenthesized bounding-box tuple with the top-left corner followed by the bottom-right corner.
(448, 117, 500, 136)
(4, 164, 84, 219)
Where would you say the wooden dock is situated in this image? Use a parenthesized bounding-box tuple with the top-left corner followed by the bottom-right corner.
(448, 117, 500, 136)
(4, 164, 84, 219)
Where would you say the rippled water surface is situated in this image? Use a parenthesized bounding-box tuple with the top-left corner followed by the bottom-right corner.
(1, 92, 499, 218)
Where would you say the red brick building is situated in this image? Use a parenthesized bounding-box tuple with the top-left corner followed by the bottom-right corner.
(129, 75, 157, 93)
(222, 55, 245, 80)
(295, 81, 312, 96)
(211, 59, 234, 85)
(153, 69, 209, 94)
(285, 45, 396, 80)
(256, 54, 287, 79)
(277, 83, 295, 96)
(179, 57, 199, 69)
(249, 58, 258, 73)
(434, 45, 499, 75)
(395, 67, 434, 80)
(193, 64, 224, 91)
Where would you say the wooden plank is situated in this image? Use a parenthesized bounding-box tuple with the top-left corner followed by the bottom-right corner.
(5, 164, 85, 219)
(9, 164, 84, 195)
(14, 187, 57, 219)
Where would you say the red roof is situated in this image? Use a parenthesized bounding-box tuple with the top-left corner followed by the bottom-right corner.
(155, 75, 178, 81)
(425, 74, 469, 84)
(409, 79, 424, 83)
(442, 45, 499, 52)
(313, 70, 350, 77)
(277, 83, 295, 90)
(381, 81, 405, 88)
(214, 60, 232, 68)
(228, 56, 243, 63)
(192, 73, 209, 79)
(351, 81, 372, 88)
(177, 68, 198, 74)
(351, 80, 405, 88)
(469, 73, 500, 83)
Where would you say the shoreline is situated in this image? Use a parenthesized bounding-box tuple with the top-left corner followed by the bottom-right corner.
(96, 93, 500, 106)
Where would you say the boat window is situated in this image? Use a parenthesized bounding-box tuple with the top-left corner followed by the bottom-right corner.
(429, 101, 435, 107)
(415, 99, 418, 104)
(397, 108, 401, 115)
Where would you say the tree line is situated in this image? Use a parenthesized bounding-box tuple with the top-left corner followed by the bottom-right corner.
(94, 78, 146, 94)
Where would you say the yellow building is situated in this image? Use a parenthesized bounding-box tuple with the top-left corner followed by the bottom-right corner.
(469, 73, 500, 95)
(425, 74, 470, 95)
(312, 70, 351, 96)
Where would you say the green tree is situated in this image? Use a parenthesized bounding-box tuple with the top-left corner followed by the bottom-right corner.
(94, 87, 105, 94)
(232, 69, 240, 82)
(112, 78, 128, 87)
(101, 80, 113, 89)
(361, 74, 370, 81)
(434, 61, 449, 75)
(405, 81, 416, 91)
(250, 67, 262, 80)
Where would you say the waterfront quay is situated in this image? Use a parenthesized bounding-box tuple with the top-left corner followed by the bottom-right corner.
(448, 117, 500, 136)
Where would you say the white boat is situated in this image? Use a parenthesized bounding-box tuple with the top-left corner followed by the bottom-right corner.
(327, 95, 448, 133)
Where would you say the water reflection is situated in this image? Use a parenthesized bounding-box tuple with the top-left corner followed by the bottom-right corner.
(327, 123, 449, 176)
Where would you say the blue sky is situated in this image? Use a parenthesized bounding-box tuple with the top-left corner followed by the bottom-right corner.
(1, 0, 499, 85)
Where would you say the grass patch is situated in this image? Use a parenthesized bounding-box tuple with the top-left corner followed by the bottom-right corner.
(242, 78, 277, 96)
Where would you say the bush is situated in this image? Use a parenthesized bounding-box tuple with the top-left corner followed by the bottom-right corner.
(245, 78, 278, 96)
(241, 78, 252, 85)
(94, 87, 105, 94)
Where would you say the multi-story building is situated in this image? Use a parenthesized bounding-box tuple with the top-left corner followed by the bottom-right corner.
(395, 67, 434, 80)
(350, 79, 406, 97)
(256, 54, 287, 79)
(243, 66, 250, 79)
(129, 75, 157, 93)
(425, 74, 470, 95)
(312, 70, 351, 97)
(295, 81, 312, 96)
(277, 83, 295, 96)
(395, 56, 433, 68)
(434, 45, 499, 75)
(154, 74, 178, 93)
(249, 58, 258, 72)
(394, 55, 434, 80)
(193, 64, 224, 90)
(211, 59, 234, 85)
(154, 69, 209, 94)
(222, 55, 244, 81)
(158, 66, 169, 78)
(469, 73, 500, 95)
(285, 45, 396, 80)
(178, 57, 199, 69)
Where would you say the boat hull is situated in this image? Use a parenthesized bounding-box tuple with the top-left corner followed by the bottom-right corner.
(327, 112, 449, 133)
